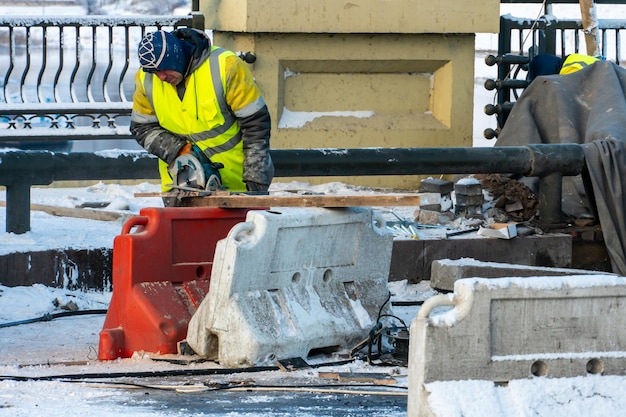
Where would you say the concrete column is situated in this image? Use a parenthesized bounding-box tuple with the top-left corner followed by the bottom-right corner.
(200, 0, 499, 189)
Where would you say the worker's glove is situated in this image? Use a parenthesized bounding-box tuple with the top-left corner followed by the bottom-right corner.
(246, 181, 269, 195)
(177, 143, 192, 156)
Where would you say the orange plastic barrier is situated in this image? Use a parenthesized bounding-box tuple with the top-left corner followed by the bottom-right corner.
(98, 207, 251, 360)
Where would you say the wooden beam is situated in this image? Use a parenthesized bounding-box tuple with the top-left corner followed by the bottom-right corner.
(0, 200, 127, 222)
(134, 192, 440, 208)
(181, 193, 439, 208)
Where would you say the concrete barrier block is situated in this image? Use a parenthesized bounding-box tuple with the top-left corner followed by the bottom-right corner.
(431, 258, 615, 291)
(186, 207, 393, 367)
(408, 274, 626, 417)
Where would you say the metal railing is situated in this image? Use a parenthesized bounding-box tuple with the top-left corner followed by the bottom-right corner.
(0, 13, 204, 147)
(483, 1, 626, 139)
(0, 145, 586, 234)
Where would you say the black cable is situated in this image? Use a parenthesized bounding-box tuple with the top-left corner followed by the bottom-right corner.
(0, 358, 356, 382)
(73, 379, 408, 393)
(0, 309, 108, 329)
(377, 291, 392, 321)
(376, 314, 407, 330)
(391, 300, 425, 307)
(360, 291, 414, 365)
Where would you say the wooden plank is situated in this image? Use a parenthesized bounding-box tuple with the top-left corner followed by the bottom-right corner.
(318, 372, 397, 385)
(134, 192, 440, 208)
(0, 200, 127, 222)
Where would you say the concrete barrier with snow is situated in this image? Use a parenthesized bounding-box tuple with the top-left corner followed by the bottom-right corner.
(408, 274, 626, 417)
(185, 207, 393, 367)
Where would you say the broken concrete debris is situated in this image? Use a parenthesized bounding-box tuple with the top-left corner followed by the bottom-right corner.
(475, 173, 540, 222)
(388, 175, 539, 240)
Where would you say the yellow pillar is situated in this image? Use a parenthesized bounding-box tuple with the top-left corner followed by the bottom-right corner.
(200, 0, 499, 189)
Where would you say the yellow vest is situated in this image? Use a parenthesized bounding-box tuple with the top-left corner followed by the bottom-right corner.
(140, 47, 246, 192)
(559, 53, 600, 75)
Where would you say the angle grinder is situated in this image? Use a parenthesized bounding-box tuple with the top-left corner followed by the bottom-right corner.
(168, 153, 223, 192)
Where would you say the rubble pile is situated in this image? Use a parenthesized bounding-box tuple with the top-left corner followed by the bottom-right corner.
(386, 174, 541, 240)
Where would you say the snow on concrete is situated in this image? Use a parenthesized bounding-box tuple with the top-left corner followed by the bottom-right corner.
(1, 2, 626, 416)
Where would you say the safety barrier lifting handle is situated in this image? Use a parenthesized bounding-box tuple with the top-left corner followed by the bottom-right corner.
(121, 216, 149, 235)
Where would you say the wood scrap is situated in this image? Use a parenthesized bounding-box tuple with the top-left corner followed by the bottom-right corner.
(318, 371, 397, 385)
(0, 200, 127, 222)
(275, 357, 311, 372)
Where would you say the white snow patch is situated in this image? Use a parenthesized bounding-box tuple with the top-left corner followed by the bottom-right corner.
(278, 107, 376, 128)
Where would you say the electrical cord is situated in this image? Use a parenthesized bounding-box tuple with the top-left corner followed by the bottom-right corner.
(0, 309, 108, 329)
(0, 358, 356, 382)
(354, 291, 412, 365)
(72, 380, 408, 396)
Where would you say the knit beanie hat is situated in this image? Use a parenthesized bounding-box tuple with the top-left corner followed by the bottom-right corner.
(138, 31, 190, 75)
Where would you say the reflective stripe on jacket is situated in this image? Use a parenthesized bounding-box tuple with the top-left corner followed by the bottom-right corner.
(139, 47, 246, 192)
(559, 53, 600, 75)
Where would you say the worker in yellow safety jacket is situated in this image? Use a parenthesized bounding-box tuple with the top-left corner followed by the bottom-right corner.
(130, 29, 274, 205)
(528, 53, 603, 82)
(559, 53, 602, 74)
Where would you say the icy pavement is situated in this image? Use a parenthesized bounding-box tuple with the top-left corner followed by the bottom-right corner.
(0, 281, 421, 417)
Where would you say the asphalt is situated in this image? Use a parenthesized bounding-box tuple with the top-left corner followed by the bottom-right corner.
(0, 307, 412, 416)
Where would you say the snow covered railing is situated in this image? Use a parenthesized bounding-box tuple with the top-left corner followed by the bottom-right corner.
(0, 13, 204, 148)
(0, 144, 588, 234)
(0, 149, 159, 234)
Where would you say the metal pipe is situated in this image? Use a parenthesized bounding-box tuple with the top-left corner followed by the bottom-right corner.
(539, 173, 564, 226)
(0, 145, 587, 234)
(271, 144, 584, 177)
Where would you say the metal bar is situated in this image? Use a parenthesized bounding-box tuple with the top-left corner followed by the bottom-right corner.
(0, 146, 585, 182)
(120, 26, 131, 102)
(70, 26, 80, 102)
(3, 26, 14, 103)
(53, 27, 64, 103)
(102, 26, 114, 102)
(270, 145, 585, 177)
(0, 145, 588, 234)
(86, 26, 97, 102)
(618, 29, 622, 65)
(498, 16, 514, 128)
(19, 27, 31, 103)
(37, 26, 48, 103)
(6, 183, 33, 235)
(538, 173, 564, 226)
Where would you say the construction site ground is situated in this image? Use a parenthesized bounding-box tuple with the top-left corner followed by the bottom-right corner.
(0, 281, 421, 416)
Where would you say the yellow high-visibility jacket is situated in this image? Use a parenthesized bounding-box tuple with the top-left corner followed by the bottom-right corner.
(131, 31, 272, 193)
(559, 53, 601, 75)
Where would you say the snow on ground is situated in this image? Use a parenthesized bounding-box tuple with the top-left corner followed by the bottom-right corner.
(0, 181, 625, 417)
(1, 2, 626, 416)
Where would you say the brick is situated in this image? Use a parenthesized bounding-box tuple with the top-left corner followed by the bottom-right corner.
(419, 178, 454, 194)
(413, 209, 454, 225)
(455, 193, 484, 206)
(454, 180, 483, 195)
(454, 204, 483, 218)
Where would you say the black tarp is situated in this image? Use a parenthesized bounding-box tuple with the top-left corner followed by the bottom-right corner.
(495, 60, 626, 274)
